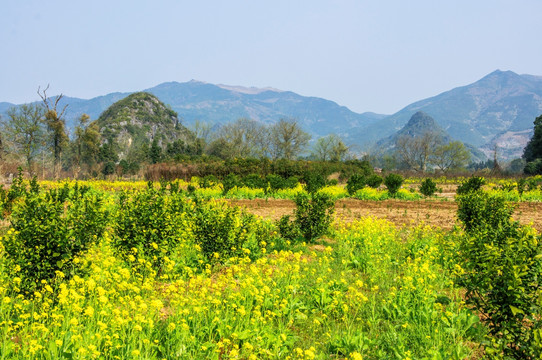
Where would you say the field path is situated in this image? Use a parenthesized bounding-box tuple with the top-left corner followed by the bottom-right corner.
(230, 198, 542, 231)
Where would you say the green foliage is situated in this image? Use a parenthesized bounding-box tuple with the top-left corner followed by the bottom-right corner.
(199, 175, 218, 189)
(365, 174, 383, 189)
(278, 192, 335, 243)
(242, 173, 266, 189)
(524, 158, 542, 175)
(264, 174, 298, 194)
(102, 161, 116, 176)
(346, 174, 366, 195)
(3, 189, 107, 295)
(339, 159, 373, 181)
(419, 178, 437, 197)
(455, 191, 542, 357)
(456, 176, 485, 195)
(192, 198, 266, 262)
(149, 139, 162, 164)
(119, 159, 140, 175)
(302, 172, 326, 194)
(523, 114, 542, 163)
(113, 185, 189, 274)
(276, 214, 302, 242)
(383, 173, 404, 197)
(222, 173, 240, 195)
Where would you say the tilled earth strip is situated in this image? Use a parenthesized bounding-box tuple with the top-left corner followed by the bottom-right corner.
(230, 198, 542, 232)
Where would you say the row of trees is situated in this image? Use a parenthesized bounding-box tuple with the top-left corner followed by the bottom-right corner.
(202, 118, 349, 162)
(3, 88, 538, 178)
(0, 93, 351, 178)
(0, 87, 79, 178)
(394, 132, 471, 173)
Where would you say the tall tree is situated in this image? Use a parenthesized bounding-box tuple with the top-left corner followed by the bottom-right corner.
(396, 131, 442, 172)
(523, 114, 542, 174)
(217, 118, 269, 159)
(2, 103, 46, 170)
(38, 85, 69, 178)
(431, 141, 471, 173)
(523, 114, 542, 163)
(68, 114, 101, 178)
(312, 134, 349, 161)
(269, 118, 310, 160)
(149, 138, 162, 164)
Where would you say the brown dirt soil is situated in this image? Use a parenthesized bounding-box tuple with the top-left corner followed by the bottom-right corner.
(229, 199, 542, 232)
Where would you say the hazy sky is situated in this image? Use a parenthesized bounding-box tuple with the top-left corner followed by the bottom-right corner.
(2, 0, 541, 114)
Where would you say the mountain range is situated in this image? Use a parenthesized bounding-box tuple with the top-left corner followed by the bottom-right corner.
(1, 70, 541, 161)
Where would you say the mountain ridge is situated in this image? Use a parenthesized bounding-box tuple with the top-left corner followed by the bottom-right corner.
(1, 70, 541, 161)
(346, 70, 542, 159)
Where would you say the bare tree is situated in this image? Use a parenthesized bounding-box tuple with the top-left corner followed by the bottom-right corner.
(190, 119, 212, 143)
(396, 131, 442, 172)
(38, 85, 69, 178)
(2, 103, 46, 171)
(219, 118, 269, 159)
(269, 118, 311, 160)
(312, 134, 349, 161)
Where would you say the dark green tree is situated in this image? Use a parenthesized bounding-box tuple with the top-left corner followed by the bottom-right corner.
(149, 138, 162, 164)
(523, 114, 542, 174)
(523, 114, 542, 162)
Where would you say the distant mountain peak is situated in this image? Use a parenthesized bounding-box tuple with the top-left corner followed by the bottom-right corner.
(216, 83, 284, 95)
(394, 111, 445, 139)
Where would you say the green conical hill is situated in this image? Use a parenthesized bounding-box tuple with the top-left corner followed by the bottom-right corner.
(97, 92, 193, 159)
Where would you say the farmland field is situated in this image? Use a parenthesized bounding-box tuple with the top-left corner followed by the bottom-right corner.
(231, 198, 542, 232)
(0, 178, 540, 359)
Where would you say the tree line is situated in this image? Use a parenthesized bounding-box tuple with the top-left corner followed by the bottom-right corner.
(0, 93, 352, 178)
(1, 89, 539, 179)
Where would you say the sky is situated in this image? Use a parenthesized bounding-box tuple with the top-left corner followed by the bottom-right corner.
(1, 0, 541, 115)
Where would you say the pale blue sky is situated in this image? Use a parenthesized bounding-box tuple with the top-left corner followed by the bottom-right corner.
(2, 0, 541, 114)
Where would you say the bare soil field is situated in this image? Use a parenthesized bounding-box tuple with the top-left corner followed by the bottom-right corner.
(230, 198, 542, 232)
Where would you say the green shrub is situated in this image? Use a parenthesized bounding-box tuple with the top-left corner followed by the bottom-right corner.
(222, 173, 240, 195)
(365, 174, 383, 189)
(302, 172, 326, 194)
(278, 192, 335, 243)
(187, 184, 196, 195)
(455, 191, 542, 358)
(524, 159, 542, 175)
(456, 176, 485, 195)
(3, 189, 107, 295)
(113, 184, 189, 274)
(517, 178, 527, 196)
(242, 173, 266, 189)
(264, 174, 298, 194)
(276, 214, 302, 242)
(346, 174, 366, 195)
(326, 178, 339, 186)
(419, 178, 437, 197)
(265, 174, 284, 193)
(192, 199, 266, 262)
(199, 175, 218, 189)
(102, 161, 116, 175)
(0, 168, 29, 217)
(384, 173, 404, 197)
(526, 177, 542, 191)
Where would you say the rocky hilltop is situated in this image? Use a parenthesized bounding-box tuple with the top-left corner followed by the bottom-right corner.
(96, 92, 193, 159)
(375, 111, 485, 162)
